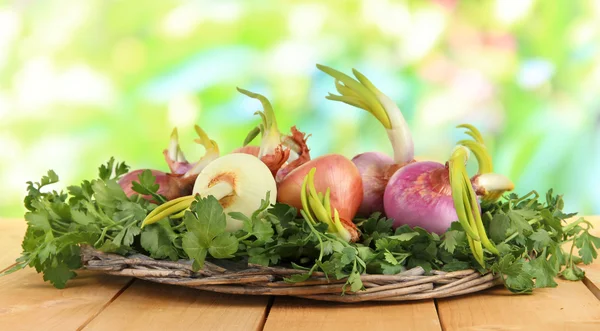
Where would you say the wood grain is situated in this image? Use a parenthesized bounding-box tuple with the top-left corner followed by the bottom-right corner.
(0, 219, 133, 331)
(0, 219, 27, 270)
(0, 268, 132, 331)
(580, 216, 600, 299)
(437, 278, 600, 330)
(263, 297, 441, 331)
(82, 280, 271, 331)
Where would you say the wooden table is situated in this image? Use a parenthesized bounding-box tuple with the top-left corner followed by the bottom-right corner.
(2, 217, 600, 331)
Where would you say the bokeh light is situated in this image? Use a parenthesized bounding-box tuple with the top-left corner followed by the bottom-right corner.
(1, 0, 599, 218)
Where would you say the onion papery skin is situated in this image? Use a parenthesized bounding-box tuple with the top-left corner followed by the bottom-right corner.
(232, 146, 260, 156)
(277, 154, 363, 225)
(352, 152, 395, 216)
(383, 161, 462, 234)
(233, 145, 290, 177)
(119, 169, 196, 202)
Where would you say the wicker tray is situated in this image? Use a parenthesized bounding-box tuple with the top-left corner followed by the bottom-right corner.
(81, 246, 502, 302)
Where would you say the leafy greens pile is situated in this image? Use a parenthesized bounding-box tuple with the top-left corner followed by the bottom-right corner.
(4, 159, 599, 294)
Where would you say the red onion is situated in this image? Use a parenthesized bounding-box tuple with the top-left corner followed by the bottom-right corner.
(383, 162, 457, 234)
(351, 152, 395, 216)
(384, 159, 514, 237)
(277, 154, 363, 232)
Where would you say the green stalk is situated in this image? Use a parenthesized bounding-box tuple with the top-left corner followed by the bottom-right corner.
(461, 168, 499, 255)
(457, 140, 493, 174)
(243, 126, 262, 146)
(317, 64, 390, 127)
(299, 167, 352, 242)
(300, 210, 325, 262)
(457, 124, 485, 144)
(317, 64, 414, 164)
(300, 170, 317, 225)
(450, 146, 499, 267)
(237, 88, 282, 158)
(456, 124, 515, 204)
(448, 148, 480, 240)
(142, 196, 195, 227)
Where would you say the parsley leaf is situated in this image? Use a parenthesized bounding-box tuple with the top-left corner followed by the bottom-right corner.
(141, 220, 179, 260)
(441, 230, 465, 254)
(530, 229, 552, 252)
(181, 196, 240, 270)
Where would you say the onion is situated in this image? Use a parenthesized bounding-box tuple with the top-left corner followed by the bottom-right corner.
(277, 154, 363, 231)
(120, 125, 220, 202)
(351, 152, 396, 216)
(232, 145, 291, 178)
(383, 124, 516, 235)
(237, 88, 311, 178)
(191, 153, 277, 231)
(318, 65, 415, 216)
(118, 169, 196, 201)
(142, 153, 277, 232)
(164, 125, 220, 176)
(384, 162, 456, 234)
(382, 159, 498, 234)
(384, 146, 514, 267)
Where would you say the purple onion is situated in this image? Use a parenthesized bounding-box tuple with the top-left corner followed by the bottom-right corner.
(383, 161, 460, 234)
(351, 152, 396, 217)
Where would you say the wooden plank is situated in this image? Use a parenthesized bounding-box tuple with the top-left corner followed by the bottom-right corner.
(0, 218, 134, 330)
(580, 216, 600, 299)
(437, 278, 600, 330)
(82, 280, 271, 331)
(263, 297, 441, 331)
(0, 219, 27, 270)
(0, 268, 132, 331)
(437, 215, 600, 330)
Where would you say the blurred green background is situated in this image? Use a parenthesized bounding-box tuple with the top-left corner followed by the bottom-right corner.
(1, 0, 599, 218)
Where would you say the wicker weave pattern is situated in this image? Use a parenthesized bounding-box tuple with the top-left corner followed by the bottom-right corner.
(81, 245, 502, 302)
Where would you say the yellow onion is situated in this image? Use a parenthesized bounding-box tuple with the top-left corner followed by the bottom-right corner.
(277, 154, 363, 233)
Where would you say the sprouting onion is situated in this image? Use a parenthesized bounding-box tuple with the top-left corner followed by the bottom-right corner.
(317, 64, 414, 216)
(239, 89, 312, 182)
(236, 88, 291, 176)
(299, 168, 359, 242)
(119, 125, 220, 201)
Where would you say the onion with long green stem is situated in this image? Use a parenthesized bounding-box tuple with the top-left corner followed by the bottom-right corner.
(318, 65, 513, 220)
(317, 64, 414, 216)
